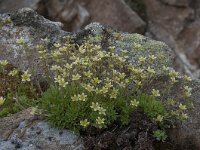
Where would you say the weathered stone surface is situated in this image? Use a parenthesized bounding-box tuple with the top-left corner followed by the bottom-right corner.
(168, 80, 200, 150)
(0, 109, 83, 150)
(0, 8, 171, 79)
(0, 8, 68, 77)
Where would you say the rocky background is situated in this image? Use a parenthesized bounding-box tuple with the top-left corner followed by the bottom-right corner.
(0, 0, 199, 79)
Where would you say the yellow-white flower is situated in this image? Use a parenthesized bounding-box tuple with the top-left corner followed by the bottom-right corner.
(96, 117, 105, 125)
(79, 46, 86, 54)
(184, 86, 192, 97)
(118, 56, 126, 63)
(139, 56, 146, 63)
(183, 75, 192, 81)
(147, 67, 155, 74)
(16, 37, 24, 44)
(71, 95, 79, 102)
(78, 93, 87, 101)
(105, 82, 113, 89)
(52, 51, 62, 58)
(21, 70, 31, 82)
(58, 78, 68, 87)
(72, 74, 81, 81)
(110, 89, 118, 99)
(8, 69, 19, 76)
(0, 97, 5, 106)
(65, 63, 72, 69)
(80, 119, 90, 128)
(90, 102, 100, 111)
(150, 55, 156, 60)
(118, 82, 126, 88)
(84, 71, 93, 78)
(51, 65, 61, 71)
(132, 68, 143, 75)
(0, 60, 8, 66)
(179, 103, 187, 111)
(98, 107, 106, 115)
(181, 113, 188, 120)
(134, 43, 142, 49)
(100, 87, 108, 94)
(53, 43, 61, 48)
(152, 89, 160, 97)
(84, 84, 94, 92)
(162, 66, 169, 72)
(169, 70, 179, 78)
(130, 99, 139, 107)
(92, 77, 101, 84)
(155, 115, 163, 122)
(119, 73, 126, 79)
(170, 77, 178, 84)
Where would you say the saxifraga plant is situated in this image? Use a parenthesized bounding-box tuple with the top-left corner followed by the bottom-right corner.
(0, 35, 193, 141)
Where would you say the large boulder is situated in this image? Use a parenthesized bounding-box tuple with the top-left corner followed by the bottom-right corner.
(1, 8, 200, 149)
(0, 8, 171, 78)
(144, 0, 200, 78)
(0, 0, 146, 33)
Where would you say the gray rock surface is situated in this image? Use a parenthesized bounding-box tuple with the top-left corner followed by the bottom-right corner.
(0, 109, 83, 150)
(168, 79, 200, 150)
(0, 8, 171, 79)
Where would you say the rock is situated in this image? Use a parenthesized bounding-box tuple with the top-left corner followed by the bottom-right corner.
(160, 0, 190, 7)
(0, 8, 68, 78)
(168, 80, 200, 150)
(40, 0, 147, 33)
(0, 0, 146, 33)
(144, 0, 194, 39)
(83, 0, 146, 33)
(143, 0, 200, 78)
(0, 109, 84, 150)
(0, 0, 41, 13)
(177, 21, 200, 67)
(43, 0, 90, 32)
(0, 8, 171, 79)
(1, 8, 200, 149)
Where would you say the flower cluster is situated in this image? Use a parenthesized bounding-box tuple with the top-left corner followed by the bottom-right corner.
(7, 35, 191, 132)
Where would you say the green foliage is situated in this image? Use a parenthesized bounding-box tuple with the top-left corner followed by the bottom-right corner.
(0, 63, 38, 118)
(153, 129, 168, 142)
(135, 94, 166, 119)
(39, 84, 134, 131)
(0, 94, 36, 118)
